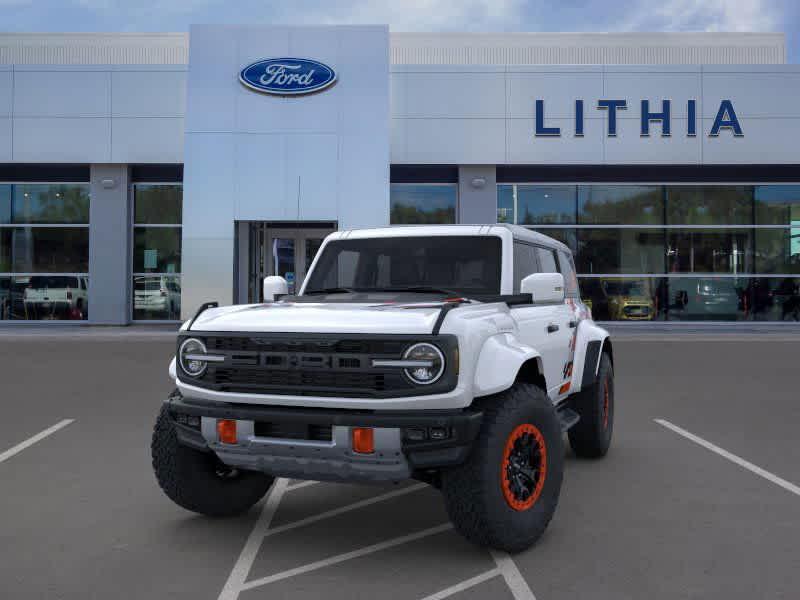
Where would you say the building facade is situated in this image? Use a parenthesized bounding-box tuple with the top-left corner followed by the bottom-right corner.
(0, 28, 798, 324)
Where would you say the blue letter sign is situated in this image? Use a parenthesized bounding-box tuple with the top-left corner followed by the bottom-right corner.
(597, 100, 627, 136)
(533, 98, 742, 139)
(709, 100, 743, 137)
(535, 100, 561, 136)
(641, 99, 671, 137)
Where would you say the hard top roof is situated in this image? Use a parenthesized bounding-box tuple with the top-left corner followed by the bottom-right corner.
(332, 224, 571, 254)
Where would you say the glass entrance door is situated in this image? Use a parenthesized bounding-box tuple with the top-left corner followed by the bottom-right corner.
(247, 224, 335, 302)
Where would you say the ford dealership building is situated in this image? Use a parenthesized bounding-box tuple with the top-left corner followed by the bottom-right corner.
(0, 27, 798, 324)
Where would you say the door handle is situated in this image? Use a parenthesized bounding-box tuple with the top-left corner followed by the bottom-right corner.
(568, 320, 577, 328)
(547, 323, 559, 333)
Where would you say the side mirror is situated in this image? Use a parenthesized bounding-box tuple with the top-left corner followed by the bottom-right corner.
(262, 276, 288, 302)
(520, 273, 565, 303)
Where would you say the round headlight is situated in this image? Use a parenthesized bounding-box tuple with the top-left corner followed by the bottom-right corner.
(403, 343, 445, 385)
(179, 337, 208, 377)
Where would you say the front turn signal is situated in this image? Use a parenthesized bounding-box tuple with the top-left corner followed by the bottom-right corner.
(217, 419, 237, 444)
(352, 427, 375, 454)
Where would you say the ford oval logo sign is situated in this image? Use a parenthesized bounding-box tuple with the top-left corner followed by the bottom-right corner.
(239, 58, 337, 96)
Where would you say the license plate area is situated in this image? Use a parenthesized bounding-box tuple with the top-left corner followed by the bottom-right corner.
(254, 421, 333, 442)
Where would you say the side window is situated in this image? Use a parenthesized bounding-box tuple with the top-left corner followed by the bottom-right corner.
(535, 247, 558, 273)
(557, 250, 579, 297)
(513, 242, 538, 293)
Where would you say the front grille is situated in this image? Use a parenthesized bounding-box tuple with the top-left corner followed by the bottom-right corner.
(182, 333, 458, 399)
(623, 305, 651, 316)
(213, 367, 390, 397)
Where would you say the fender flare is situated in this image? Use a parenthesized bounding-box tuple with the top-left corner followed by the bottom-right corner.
(570, 321, 611, 392)
(169, 356, 177, 380)
(473, 333, 543, 397)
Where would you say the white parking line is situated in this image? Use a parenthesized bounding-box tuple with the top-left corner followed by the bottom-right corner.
(655, 419, 800, 497)
(218, 477, 289, 600)
(263, 483, 428, 538)
(490, 549, 538, 600)
(239, 523, 453, 591)
(285, 480, 320, 491)
(0, 419, 75, 464)
(418, 569, 500, 600)
(218, 480, 429, 599)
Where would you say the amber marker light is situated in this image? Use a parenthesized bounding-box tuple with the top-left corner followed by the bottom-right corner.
(217, 419, 238, 444)
(352, 427, 375, 454)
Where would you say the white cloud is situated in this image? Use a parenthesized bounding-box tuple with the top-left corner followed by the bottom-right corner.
(279, 0, 524, 31)
(622, 0, 780, 32)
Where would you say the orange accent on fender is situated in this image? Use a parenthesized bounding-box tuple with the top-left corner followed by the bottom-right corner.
(559, 381, 571, 394)
(352, 427, 375, 454)
(216, 419, 237, 444)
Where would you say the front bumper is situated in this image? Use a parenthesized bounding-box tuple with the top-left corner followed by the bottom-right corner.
(166, 392, 483, 483)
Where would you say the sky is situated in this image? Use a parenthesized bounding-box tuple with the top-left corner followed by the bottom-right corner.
(0, 0, 797, 62)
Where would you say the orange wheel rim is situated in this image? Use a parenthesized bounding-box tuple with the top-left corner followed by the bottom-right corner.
(501, 423, 547, 511)
(602, 378, 610, 430)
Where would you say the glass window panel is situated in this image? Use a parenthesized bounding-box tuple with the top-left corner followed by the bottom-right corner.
(305, 238, 323, 273)
(0, 276, 9, 319)
(133, 227, 181, 273)
(666, 277, 748, 321)
(578, 185, 663, 225)
(577, 229, 665, 274)
(754, 185, 800, 225)
(666, 229, 753, 274)
(8, 184, 89, 224)
(390, 184, 456, 224)
(579, 277, 667, 321)
(133, 275, 181, 320)
(0, 275, 89, 321)
(532, 228, 577, 254)
(497, 185, 514, 223)
(515, 185, 575, 224)
(1, 227, 89, 273)
(513, 243, 537, 292)
(3, 276, 30, 320)
(557, 250, 579, 297)
(745, 277, 800, 321)
(755, 228, 800, 274)
(666, 186, 752, 225)
(134, 184, 183, 225)
(272, 238, 296, 293)
(0, 185, 10, 223)
(535, 247, 558, 273)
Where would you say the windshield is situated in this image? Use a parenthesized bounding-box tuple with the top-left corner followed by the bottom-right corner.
(303, 236, 502, 297)
(29, 276, 79, 289)
(603, 280, 648, 296)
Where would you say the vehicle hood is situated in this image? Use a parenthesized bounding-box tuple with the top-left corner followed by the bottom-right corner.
(187, 301, 445, 335)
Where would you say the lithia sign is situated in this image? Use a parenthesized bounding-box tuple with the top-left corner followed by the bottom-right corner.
(535, 99, 743, 138)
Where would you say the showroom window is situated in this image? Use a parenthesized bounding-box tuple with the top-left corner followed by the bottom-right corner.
(132, 184, 182, 320)
(390, 184, 457, 224)
(0, 183, 90, 321)
(498, 183, 800, 321)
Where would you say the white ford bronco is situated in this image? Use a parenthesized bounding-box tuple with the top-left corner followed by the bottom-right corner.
(152, 225, 614, 552)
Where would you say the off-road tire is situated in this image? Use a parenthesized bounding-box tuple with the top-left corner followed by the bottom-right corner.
(568, 353, 614, 458)
(151, 404, 274, 517)
(441, 383, 564, 553)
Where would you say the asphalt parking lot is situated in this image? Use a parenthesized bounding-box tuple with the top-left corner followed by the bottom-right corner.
(1, 329, 799, 600)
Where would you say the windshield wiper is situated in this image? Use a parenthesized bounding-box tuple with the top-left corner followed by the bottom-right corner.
(370, 286, 469, 299)
(303, 287, 358, 296)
